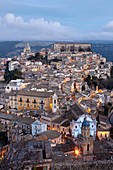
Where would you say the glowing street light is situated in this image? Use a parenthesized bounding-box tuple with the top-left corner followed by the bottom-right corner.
(74, 147, 80, 156)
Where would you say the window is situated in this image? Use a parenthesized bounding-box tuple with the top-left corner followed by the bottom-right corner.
(26, 98, 30, 103)
(41, 105, 44, 110)
(54, 100, 56, 104)
(54, 106, 56, 108)
(40, 99, 44, 103)
(33, 99, 36, 103)
(27, 104, 29, 107)
(34, 104, 36, 108)
(19, 98, 22, 102)
(75, 126, 77, 128)
(37, 125, 41, 131)
(87, 144, 89, 151)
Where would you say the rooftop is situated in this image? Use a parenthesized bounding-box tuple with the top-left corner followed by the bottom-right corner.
(35, 130, 61, 141)
(18, 90, 54, 98)
(0, 112, 35, 125)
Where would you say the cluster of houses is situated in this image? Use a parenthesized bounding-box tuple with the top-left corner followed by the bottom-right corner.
(0, 42, 113, 163)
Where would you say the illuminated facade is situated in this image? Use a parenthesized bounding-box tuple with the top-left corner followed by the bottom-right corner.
(70, 114, 97, 138)
(17, 90, 54, 111)
(97, 129, 110, 140)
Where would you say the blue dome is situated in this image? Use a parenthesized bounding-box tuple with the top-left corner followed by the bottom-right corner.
(82, 117, 90, 127)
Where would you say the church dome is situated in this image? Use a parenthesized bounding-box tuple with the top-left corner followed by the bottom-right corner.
(82, 117, 90, 127)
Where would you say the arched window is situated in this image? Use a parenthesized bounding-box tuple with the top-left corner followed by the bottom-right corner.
(54, 100, 56, 104)
(87, 144, 89, 151)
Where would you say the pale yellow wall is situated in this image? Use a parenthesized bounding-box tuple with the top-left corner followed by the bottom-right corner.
(17, 95, 52, 111)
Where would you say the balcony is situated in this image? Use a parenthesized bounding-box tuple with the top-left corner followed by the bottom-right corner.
(32, 100, 37, 104)
(26, 100, 30, 103)
(39, 101, 45, 105)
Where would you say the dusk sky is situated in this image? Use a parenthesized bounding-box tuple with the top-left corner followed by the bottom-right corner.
(1, 0, 113, 40)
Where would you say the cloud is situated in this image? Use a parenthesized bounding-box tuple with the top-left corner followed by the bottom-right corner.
(0, 13, 75, 41)
(104, 21, 113, 32)
(1, 13, 113, 41)
(83, 32, 113, 40)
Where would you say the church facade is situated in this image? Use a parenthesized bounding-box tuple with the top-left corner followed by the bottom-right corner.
(70, 114, 97, 138)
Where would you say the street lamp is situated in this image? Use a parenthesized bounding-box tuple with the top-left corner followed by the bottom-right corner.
(74, 147, 80, 156)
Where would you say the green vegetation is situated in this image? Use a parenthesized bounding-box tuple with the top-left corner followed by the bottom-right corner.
(28, 52, 49, 64)
(4, 61, 23, 83)
(85, 75, 113, 90)
(110, 66, 113, 78)
(28, 52, 43, 61)
(4, 69, 23, 83)
(85, 75, 104, 90)
(101, 78, 113, 90)
(0, 132, 8, 146)
(102, 102, 112, 116)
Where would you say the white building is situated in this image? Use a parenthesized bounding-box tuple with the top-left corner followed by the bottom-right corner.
(52, 93, 58, 113)
(31, 120, 47, 136)
(70, 114, 96, 138)
(9, 61, 20, 71)
(5, 79, 25, 93)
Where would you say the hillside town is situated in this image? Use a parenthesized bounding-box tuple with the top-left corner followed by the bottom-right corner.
(0, 42, 113, 169)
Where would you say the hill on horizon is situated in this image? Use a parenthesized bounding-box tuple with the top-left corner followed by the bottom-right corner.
(0, 40, 113, 61)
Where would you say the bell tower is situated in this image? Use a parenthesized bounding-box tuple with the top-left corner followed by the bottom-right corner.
(52, 93, 58, 113)
(81, 117, 93, 161)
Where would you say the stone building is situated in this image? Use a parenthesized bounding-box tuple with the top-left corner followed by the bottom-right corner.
(51, 43, 91, 52)
(17, 90, 54, 111)
(81, 118, 94, 161)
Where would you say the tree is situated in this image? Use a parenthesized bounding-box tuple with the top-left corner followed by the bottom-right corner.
(27, 52, 43, 61)
(110, 66, 113, 78)
(4, 69, 23, 83)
